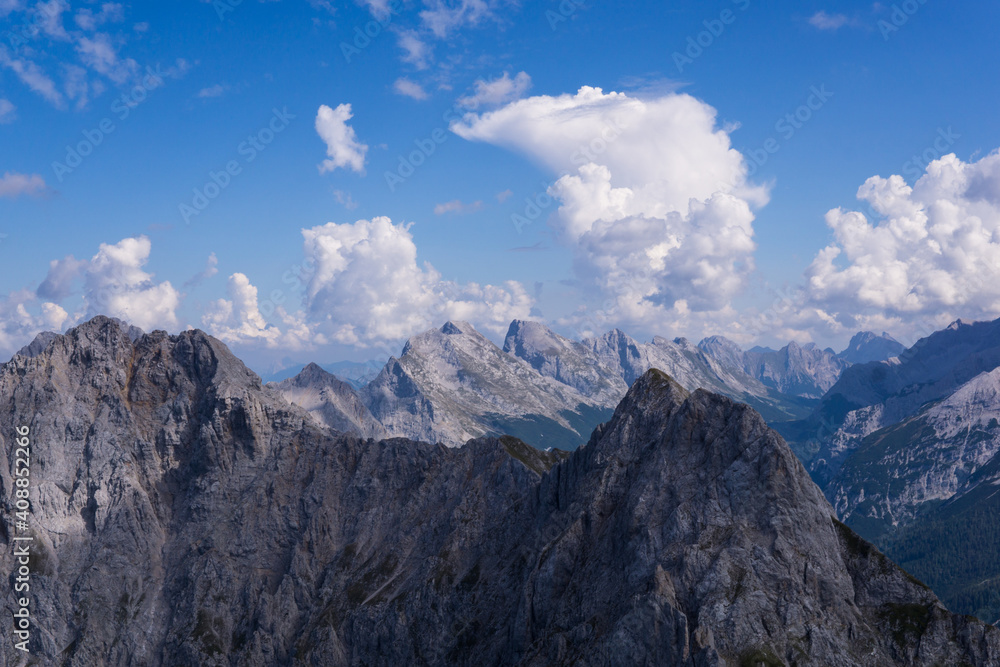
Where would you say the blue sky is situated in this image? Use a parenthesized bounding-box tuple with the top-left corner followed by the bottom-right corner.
(2, 0, 1000, 374)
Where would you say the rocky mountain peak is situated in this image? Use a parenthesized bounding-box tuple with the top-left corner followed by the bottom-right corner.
(838, 330, 905, 364)
(440, 320, 474, 335)
(2, 319, 998, 665)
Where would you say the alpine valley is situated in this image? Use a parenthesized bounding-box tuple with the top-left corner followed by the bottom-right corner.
(2, 315, 999, 665)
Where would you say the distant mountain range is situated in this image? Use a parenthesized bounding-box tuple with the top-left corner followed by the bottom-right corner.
(778, 317, 1000, 624)
(271, 319, 902, 449)
(1, 315, 995, 665)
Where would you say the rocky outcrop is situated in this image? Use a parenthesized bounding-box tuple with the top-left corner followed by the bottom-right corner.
(360, 321, 611, 448)
(837, 331, 905, 365)
(1, 317, 997, 666)
(699, 336, 850, 399)
(273, 363, 384, 439)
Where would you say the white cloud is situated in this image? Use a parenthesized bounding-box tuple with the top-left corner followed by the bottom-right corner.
(458, 71, 531, 110)
(434, 199, 483, 215)
(0, 98, 15, 123)
(302, 217, 532, 346)
(452, 86, 767, 330)
(333, 189, 359, 209)
(803, 150, 1000, 335)
(36, 0, 70, 41)
(83, 237, 181, 331)
(420, 0, 505, 38)
(393, 77, 429, 101)
(201, 218, 533, 351)
(315, 103, 368, 174)
(808, 11, 850, 31)
(63, 63, 104, 109)
(37, 255, 87, 300)
(0, 172, 46, 198)
(396, 29, 431, 69)
(0, 290, 69, 361)
(202, 273, 285, 346)
(361, 0, 392, 19)
(0, 48, 64, 106)
(75, 32, 138, 84)
(75, 3, 125, 31)
(184, 252, 219, 288)
(21, 237, 181, 345)
(197, 84, 227, 98)
(0, 0, 22, 18)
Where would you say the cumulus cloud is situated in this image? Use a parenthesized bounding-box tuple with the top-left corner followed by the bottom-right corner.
(803, 150, 1000, 335)
(458, 71, 531, 110)
(0, 236, 181, 357)
(200, 218, 533, 351)
(37, 255, 87, 300)
(34, 236, 182, 331)
(0, 172, 46, 198)
(393, 77, 429, 101)
(202, 273, 286, 347)
(315, 103, 368, 174)
(452, 86, 767, 331)
(0, 290, 69, 361)
(302, 217, 532, 345)
(83, 237, 181, 331)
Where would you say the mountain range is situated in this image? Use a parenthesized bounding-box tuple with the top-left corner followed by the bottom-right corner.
(774, 318, 1000, 625)
(272, 319, 902, 450)
(1, 315, 996, 665)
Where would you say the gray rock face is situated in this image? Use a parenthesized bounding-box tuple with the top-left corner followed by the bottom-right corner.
(273, 363, 385, 439)
(838, 331, 906, 365)
(699, 336, 850, 399)
(360, 321, 611, 448)
(13, 331, 59, 359)
(503, 322, 813, 422)
(829, 366, 1000, 533)
(502, 320, 628, 407)
(1, 316, 997, 666)
(803, 316, 1000, 478)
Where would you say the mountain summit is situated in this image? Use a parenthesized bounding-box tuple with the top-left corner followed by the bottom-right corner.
(1, 316, 996, 665)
